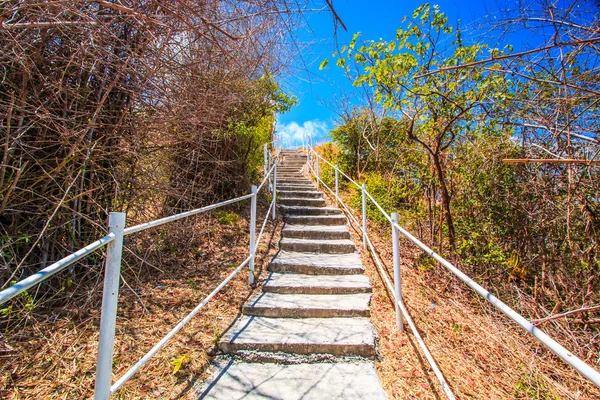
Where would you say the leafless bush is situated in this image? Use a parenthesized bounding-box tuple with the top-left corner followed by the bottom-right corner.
(0, 0, 304, 309)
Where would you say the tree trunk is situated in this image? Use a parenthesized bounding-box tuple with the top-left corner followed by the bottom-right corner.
(428, 181, 434, 244)
(432, 152, 456, 250)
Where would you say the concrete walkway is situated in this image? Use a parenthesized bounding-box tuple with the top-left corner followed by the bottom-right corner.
(197, 150, 387, 399)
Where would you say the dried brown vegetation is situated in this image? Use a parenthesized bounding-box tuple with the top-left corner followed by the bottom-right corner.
(1, 199, 281, 399)
(0, 0, 304, 397)
(328, 186, 600, 399)
(0, 0, 299, 297)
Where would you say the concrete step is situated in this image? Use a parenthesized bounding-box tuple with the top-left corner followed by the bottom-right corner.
(263, 272, 372, 294)
(280, 238, 355, 254)
(278, 190, 323, 199)
(280, 197, 326, 207)
(277, 175, 305, 179)
(278, 175, 310, 180)
(278, 182, 314, 188)
(199, 358, 388, 400)
(282, 224, 350, 240)
(284, 214, 346, 225)
(269, 251, 364, 275)
(219, 316, 376, 357)
(280, 206, 340, 215)
(243, 292, 371, 318)
(278, 179, 313, 185)
(278, 188, 316, 193)
(278, 167, 304, 171)
(278, 184, 315, 191)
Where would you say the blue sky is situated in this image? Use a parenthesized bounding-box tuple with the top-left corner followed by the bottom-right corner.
(275, 0, 495, 148)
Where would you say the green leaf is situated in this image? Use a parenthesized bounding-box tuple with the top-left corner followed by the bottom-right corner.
(0, 305, 13, 317)
(319, 58, 329, 70)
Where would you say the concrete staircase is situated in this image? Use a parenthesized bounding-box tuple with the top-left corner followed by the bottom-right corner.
(198, 150, 387, 399)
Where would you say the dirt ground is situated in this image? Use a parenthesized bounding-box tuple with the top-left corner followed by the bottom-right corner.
(0, 195, 281, 399)
(333, 188, 600, 400)
(2, 186, 599, 399)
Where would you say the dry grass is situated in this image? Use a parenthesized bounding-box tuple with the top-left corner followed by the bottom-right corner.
(5, 176, 598, 399)
(0, 196, 281, 399)
(326, 187, 600, 400)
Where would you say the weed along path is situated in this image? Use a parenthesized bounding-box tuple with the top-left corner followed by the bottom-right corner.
(196, 150, 388, 399)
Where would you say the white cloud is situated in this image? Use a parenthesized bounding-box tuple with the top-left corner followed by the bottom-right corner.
(276, 119, 330, 149)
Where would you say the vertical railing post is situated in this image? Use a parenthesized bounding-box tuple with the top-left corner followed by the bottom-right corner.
(94, 212, 126, 400)
(263, 144, 268, 180)
(272, 163, 277, 220)
(334, 164, 339, 202)
(267, 153, 272, 193)
(249, 185, 257, 285)
(316, 156, 320, 189)
(362, 184, 367, 250)
(391, 212, 403, 331)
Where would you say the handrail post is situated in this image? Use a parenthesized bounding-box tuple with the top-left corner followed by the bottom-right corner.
(272, 163, 277, 220)
(316, 156, 320, 189)
(94, 212, 126, 400)
(249, 185, 257, 285)
(267, 153, 272, 193)
(334, 164, 339, 202)
(263, 144, 268, 181)
(362, 184, 367, 250)
(391, 212, 403, 331)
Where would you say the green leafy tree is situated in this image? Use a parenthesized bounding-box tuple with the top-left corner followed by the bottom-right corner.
(334, 4, 512, 248)
(330, 109, 408, 176)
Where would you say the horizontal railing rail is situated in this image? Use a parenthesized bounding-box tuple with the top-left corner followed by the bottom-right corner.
(110, 256, 252, 393)
(306, 145, 600, 392)
(390, 220, 600, 388)
(306, 147, 455, 399)
(0, 234, 116, 305)
(123, 195, 254, 236)
(0, 144, 281, 399)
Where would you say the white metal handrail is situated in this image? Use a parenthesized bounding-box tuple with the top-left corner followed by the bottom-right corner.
(391, 220, 600, 388)
(309, 148, 392, 221)
(257, 162, 276, 193)
(103, 149, 280, 398)
(307, 162, 361, 228)
(307, 145, 600, 390)
(337, 167, 361, 188)
(364, 231, 455, 399)
(307, 146, 455, 398)
(0, 143, 282, 400)
(0, 233, 116, 305)
(0, 194, 257, 307)
(256, 199, 275, 248)
(123, 195, 253, 236)
(110, 256, 252, 393)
